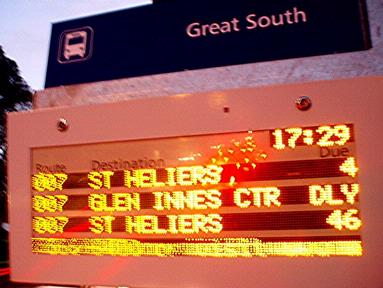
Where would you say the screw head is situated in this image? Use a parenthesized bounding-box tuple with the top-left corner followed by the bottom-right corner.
(57, 118, 69, 132)
(296, 96, 312, 111)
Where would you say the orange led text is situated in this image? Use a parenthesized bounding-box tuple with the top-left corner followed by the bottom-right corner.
(152, 189, 222, 211)
(32, 173, 68, 192)
(33, 195, 68, 212)
(88, 193, 141, 212)
(309, 184, 359, 206)
(234, 187, 281, 208)
(125, 214, 223, 235)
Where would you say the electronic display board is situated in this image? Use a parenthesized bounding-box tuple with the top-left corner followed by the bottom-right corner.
(7, 77, 383, 287)
(31, 123, 361, 258)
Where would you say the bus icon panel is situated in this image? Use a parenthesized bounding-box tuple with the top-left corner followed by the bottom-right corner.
(58, 27, 93, 63)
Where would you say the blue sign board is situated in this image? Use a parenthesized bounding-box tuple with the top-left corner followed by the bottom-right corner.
(45, 0, 371, 88)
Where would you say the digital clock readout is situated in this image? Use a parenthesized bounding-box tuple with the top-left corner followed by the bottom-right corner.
(271, 124, 353, 149)
(31, 123, 362, 258)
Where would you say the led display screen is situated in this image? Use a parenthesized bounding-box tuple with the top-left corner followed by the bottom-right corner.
(31, 123, 361, 257)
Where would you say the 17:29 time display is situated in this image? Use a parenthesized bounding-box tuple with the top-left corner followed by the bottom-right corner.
(271, 124, 352, 150)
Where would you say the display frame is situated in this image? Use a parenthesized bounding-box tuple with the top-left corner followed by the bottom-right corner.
(7, 77, 383, 287)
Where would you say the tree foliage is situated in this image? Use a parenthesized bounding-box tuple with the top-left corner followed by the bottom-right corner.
(0, 46, 33, 223)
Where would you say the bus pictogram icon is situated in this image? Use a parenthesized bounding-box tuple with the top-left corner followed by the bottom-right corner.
(58, 27, 93, 63)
